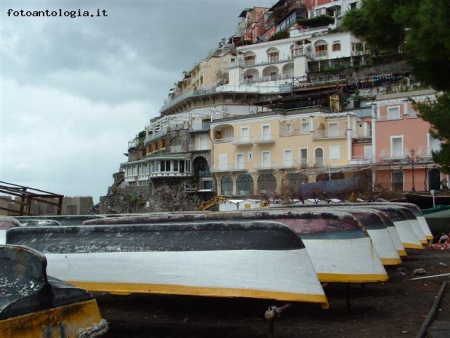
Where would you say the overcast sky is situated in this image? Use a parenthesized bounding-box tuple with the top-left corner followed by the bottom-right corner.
(1, 0, 274, 203)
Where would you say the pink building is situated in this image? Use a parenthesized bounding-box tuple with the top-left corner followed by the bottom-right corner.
(372, 90, 445, 193)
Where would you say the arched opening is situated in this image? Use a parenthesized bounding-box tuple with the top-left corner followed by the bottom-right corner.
(243, 68, 259, 83)
(244, 51, 256, 66)
(257, 174, 277, 194)
(314, 148, 324, 166)
(315, 40, 328, 58)
(428, 168, 441, 191)
(266, 47, 279, 63)
(282, 173, 308, 195)
(221, 175, 233, 196)
(193, 157, 210, 180)
(236, 174, 254, 196)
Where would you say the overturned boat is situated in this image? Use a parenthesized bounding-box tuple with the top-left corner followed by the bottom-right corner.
(6, 221, 328, 308)
(84, 210, 388, 284)
(0, 244, 107, 338)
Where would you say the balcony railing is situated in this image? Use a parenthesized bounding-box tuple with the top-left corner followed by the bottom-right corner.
(210, 163, 248, 173)
(214, 137, 234, 144)
(232, 136, 253, 146)
(312, 130, 346, 140)
(252, 134, 275, 144)
(350, 156, 373, 165)
(313, 157, 324, 166)
(379, 149, 405, 162)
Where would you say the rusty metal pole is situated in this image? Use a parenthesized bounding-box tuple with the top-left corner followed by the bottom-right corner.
(265, 304, 292, 338)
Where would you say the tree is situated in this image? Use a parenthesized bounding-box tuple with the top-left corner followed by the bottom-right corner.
(342, 0, 450, 172)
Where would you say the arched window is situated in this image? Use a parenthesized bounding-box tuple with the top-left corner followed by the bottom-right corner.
(282, 173, 308, 194)
(392, 170, 404, 191)
(314, 148, 324, 166)
(236, 174, 254, 195)
(266, 47, 279, 63)
(315, 40, 328, 57)
(244, 52, 256, 66)
(257, 174, 276, 194)
(221, 176, 233, 195)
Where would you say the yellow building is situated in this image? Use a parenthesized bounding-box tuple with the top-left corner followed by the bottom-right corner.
(211, 106, 369, 198)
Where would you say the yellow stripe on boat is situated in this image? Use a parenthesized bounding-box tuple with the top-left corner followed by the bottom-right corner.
(317, 273, 389, 283)
(71, 282, 329, 308)
(402, 243, 425, 250)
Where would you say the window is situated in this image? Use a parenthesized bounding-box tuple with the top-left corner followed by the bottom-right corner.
(248, 152, 253, 161)
(300, 148, 308, 166)
(241, 127, 250, 143)
(284, 150, 293, 166)
(221, 175, 233, 195)
(314, 148, 324, 166)
(391, 136, 404, 158)
(262, 125, 270, 141)
(236, 174, 254, 195)
(199, 135, 207, 150)
(387, 106, 401, 120)
(224, 130, 233, 141)
(332, 42, 341, 51)
(315, 43, 328, 57)
(328, 122, 338, 137)
(283, 123, 292, 135)
(262, 151, 271, 168)
(267, 51, 279, 63)
(329, 145, 340, 160)
(244, 54, 256, 66)
(364, 146, 372, 161)
(301, 121, 310, 134)
(219, 154, 228, 170)
(392, 170, 404, 191)
(160, 160, 171, 172)
(236, 153, 244, 170)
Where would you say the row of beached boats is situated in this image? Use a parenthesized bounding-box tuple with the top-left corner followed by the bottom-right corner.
(0, 202, 432, 337)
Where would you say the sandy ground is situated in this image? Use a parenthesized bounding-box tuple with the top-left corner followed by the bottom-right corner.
(95, 248, 450, 338)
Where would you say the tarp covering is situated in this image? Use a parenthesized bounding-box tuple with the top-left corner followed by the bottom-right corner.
(293, 176, 362, 199)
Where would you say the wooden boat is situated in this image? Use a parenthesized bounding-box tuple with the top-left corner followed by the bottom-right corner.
(0, 244, 107, 338)
(359, 208, 407, 258)
(377, 205, 427, 245)
(421, 205, 450, 240)
(365, 205, 424, 250)
(339, 209, 402, 265)
(266, 202, 424, 251)
(6, 221, 328, 308)
(394, 203, 434, 241)
(83, 210, 388, 284)
(405, 191, 450, 210)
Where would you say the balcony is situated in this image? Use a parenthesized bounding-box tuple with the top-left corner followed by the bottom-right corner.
(214, 137, 234, 144)
(232, 136, 253, 146)
(417, 146, 436, 162)
(272, 160, 298, 170)
(312, 130, 346, 140)
(379, 149, 405, 163)
(252, 134, 275, 144)
(350, 156, 373, 165)
(148, 171, 193, 178)
(210, 163, 248, 173)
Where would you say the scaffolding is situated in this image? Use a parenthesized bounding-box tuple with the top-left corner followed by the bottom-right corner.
(0, 181, 63, 216)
